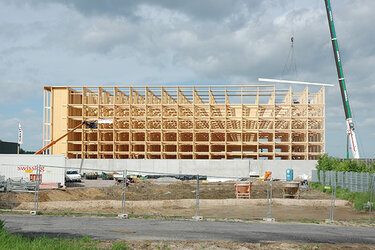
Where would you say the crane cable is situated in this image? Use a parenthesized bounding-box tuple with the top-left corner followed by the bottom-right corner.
(282, 0, 298, 76)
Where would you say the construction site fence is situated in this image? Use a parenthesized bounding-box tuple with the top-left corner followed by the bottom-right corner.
(0, 163, 264, 218)
(0, 163, 374, 222)
(311, 170, 375, 193)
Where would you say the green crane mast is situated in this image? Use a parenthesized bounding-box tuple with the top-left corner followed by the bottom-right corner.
(324, 0, 360, 159)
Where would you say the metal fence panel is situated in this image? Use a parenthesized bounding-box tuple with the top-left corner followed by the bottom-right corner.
(325, 171, 331, 185)
(348, 172, 354, 192)
(320, 171, 325, 184)
(349, 172, 353, 191)
(344, 172, 350, 189)
(315, 170, 374, 194)
(330, 172, 335, 186)
(337, 171, 344, 188)
(311, 170, 319, 183)
(362, 173, 369, 192)
(355, 172, 361, 193)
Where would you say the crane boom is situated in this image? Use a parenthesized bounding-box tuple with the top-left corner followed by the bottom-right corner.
(34, 123, 84, 155)
(324, 0, 360, 159)
(34, 121, 97, 155)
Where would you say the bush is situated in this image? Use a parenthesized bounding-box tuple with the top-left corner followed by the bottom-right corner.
(316, 154, 375, 173)
(314, 155, 375, 211)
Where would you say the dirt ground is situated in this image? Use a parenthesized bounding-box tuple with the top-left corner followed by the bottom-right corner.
(0, 179, 332, 202)
(0, 179, 372, 221)
(106, 240, 375, 250)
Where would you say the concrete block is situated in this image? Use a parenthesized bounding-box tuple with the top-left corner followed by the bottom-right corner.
(118, 213, 128, 219)
(30, 210, 40, 215)
(192, 216, 203, 221)
(263, 217, 275, 222)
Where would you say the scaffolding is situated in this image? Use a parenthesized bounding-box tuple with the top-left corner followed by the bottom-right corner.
(43, 85, 325, 160)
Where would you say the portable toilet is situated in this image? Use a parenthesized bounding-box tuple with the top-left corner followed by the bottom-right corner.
(286, 168, 293, 181)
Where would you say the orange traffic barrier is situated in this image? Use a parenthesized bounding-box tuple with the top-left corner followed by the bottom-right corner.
(264, 171, 272, 180)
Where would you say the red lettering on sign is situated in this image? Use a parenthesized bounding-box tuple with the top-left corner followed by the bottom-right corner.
(17, 166, 46, 172)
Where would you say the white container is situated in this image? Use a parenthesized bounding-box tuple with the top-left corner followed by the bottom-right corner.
(0, 154, 65, 184)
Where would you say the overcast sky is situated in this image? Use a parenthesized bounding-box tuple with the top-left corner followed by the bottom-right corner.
(0, 0, 374, 158)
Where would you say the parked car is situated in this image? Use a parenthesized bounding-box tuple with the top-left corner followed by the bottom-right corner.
(65, 170, 82, 182)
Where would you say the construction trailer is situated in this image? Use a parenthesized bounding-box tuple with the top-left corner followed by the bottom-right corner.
(43, 85, 325, 160)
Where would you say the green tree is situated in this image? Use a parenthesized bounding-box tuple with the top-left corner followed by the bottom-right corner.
(317, 154, 375, 173)
(316, 154, 340, 171)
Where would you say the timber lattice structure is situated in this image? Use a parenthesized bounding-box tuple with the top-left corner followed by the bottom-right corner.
(43, 85, 325, 160)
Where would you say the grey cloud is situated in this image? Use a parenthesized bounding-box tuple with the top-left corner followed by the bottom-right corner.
(0, 0, 374, 155)
(0, 80, 37, 104)
(27, 1, 331, 83)
(31, 0, 264, 22)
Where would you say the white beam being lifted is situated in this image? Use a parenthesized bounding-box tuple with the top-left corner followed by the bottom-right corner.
(258, 78, 335, 87)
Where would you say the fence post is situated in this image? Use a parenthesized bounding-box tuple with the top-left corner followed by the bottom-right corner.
(266, 179, 268, 216)
(193, 174, 202, 220)
(328, 172, 336, 222)
(32, 164, 40, 215)
(370, 174, 375, 221)
(119, 169, 128, 218)
(270, 178, 273, 216)
(264, 178, 274, 221)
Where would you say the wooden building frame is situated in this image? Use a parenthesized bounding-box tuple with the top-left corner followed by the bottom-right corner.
(43, 85, 325, 160)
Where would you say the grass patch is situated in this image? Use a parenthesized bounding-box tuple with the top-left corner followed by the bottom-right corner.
(39, 211, 119, 218)
(310, 183, 373, 211)
(0, 220, 97, 249)
(112, 242, 130, 250)
(0, 219, 136, 250)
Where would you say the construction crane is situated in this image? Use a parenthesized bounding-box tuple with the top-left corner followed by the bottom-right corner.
(324, 0, 360, 159)
(34, 121, 97, 155)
